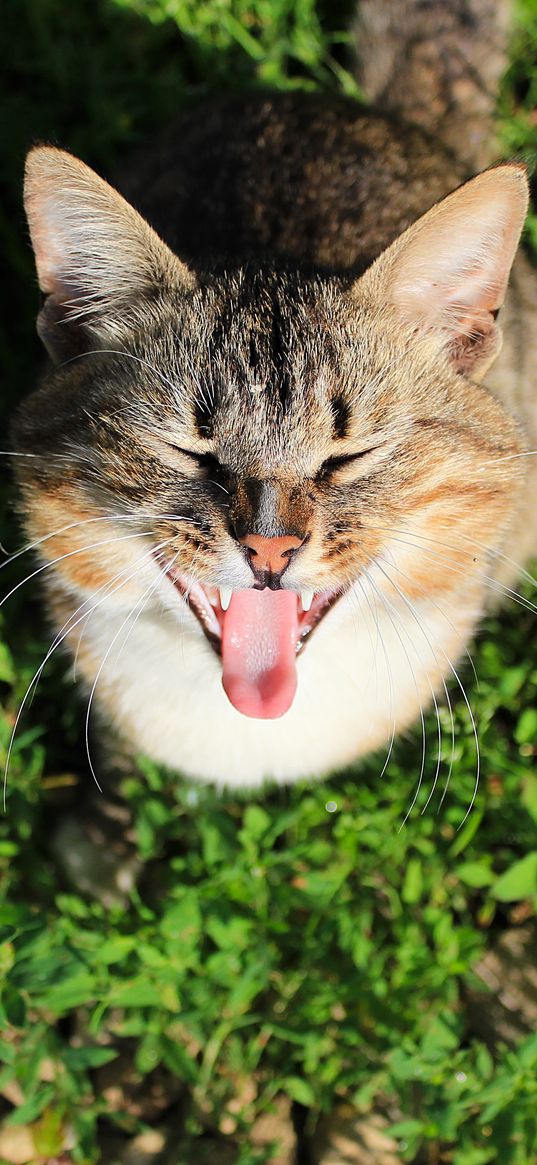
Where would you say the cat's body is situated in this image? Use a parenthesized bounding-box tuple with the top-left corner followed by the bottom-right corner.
(13, 0, 537, 788)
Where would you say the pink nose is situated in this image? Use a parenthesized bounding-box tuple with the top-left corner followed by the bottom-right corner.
(239, 533, 304, 576)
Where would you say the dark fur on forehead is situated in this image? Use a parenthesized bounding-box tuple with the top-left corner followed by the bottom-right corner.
(330, 394, 352, 439)
(12, 264, 355, 489)
(172, 266, 355, 438)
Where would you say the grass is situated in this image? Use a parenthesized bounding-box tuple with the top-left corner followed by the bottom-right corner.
(1, 1, 537, 1162)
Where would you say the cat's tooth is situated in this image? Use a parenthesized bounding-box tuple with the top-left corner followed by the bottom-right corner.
(219, 586, 232, 611)
(301, 588, 314, 612)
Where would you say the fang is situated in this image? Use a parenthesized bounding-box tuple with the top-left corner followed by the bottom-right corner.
(301, 589, 314, 612)
(219, 586, 232, 610)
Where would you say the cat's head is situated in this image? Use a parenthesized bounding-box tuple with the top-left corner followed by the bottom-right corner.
(14, 148, 528, 719)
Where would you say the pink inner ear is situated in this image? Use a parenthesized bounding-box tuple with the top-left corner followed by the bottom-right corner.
(441, 265, 501, 342)
(33, 232, 75, 302)
(447, 262, 502, 309)
(24, 146, 196, 319)
(24, 208, 63, 298)
(385, 167, 528, 342)
(393, 239, 510, 334)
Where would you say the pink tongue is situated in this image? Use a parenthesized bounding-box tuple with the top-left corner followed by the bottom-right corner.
(221, 589, 299, 719)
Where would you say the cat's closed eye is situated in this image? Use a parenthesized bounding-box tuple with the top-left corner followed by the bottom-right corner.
(171, 440, 383, 486)
(168, 444, 209, 464)
(161, 442, 223, 479)
(319, 445, 382, 479)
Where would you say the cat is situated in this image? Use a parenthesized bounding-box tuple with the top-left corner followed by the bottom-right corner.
(12, 0, 537, 790)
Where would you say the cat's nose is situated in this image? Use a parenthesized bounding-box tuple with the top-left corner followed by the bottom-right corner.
(239, 533, 305, 583)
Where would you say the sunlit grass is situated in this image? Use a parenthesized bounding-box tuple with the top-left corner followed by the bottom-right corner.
(1, 1, 537, 1161)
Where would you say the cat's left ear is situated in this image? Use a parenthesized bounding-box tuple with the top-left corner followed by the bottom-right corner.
(357, 165, 529, 380)
(24, 146, 196, 361)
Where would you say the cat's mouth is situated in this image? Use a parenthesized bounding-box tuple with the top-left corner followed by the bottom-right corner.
(160, 563, 342, 719)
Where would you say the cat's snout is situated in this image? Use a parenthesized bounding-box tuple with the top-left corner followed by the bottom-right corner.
(239, 533, 305, 587)
(229, 478, 313, 583)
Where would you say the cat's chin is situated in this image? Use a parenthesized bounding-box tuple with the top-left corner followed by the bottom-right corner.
(157, 556, 343, 718)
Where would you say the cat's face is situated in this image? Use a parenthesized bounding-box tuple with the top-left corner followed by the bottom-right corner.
(14, 150, 527, 719)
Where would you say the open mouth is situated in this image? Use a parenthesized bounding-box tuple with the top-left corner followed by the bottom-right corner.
(158, 558, 342, 720)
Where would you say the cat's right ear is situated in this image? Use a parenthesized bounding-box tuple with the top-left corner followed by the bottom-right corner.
(356, 165, 528, 381)
(24, 146, 196, 362)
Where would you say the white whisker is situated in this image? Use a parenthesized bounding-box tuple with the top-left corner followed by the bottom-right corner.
(351, 575, 397, 783)
(110, 550, 181, 673)
(478, 449, 537, 468)
(363, 521, 537, 617)
(380, 553, 447, 810)
(0, 531, 154, 613)
(0, 512, 196, 572)
(376, 552, 482, 825)
(53, 348, 183, 398)
(0, 450, 38, 458)
(83, 551, 178, 787)
(376, 558, 457, 817)
(365, 571, 429, 826)
(3, 538, 174, 809)
(385, 559, 462, 797)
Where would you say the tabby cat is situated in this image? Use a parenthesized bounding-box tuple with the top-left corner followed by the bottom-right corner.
(13, 0, 537, 788)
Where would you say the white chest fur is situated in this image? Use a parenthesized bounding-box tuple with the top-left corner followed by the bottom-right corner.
(79, 582, 480, 789)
